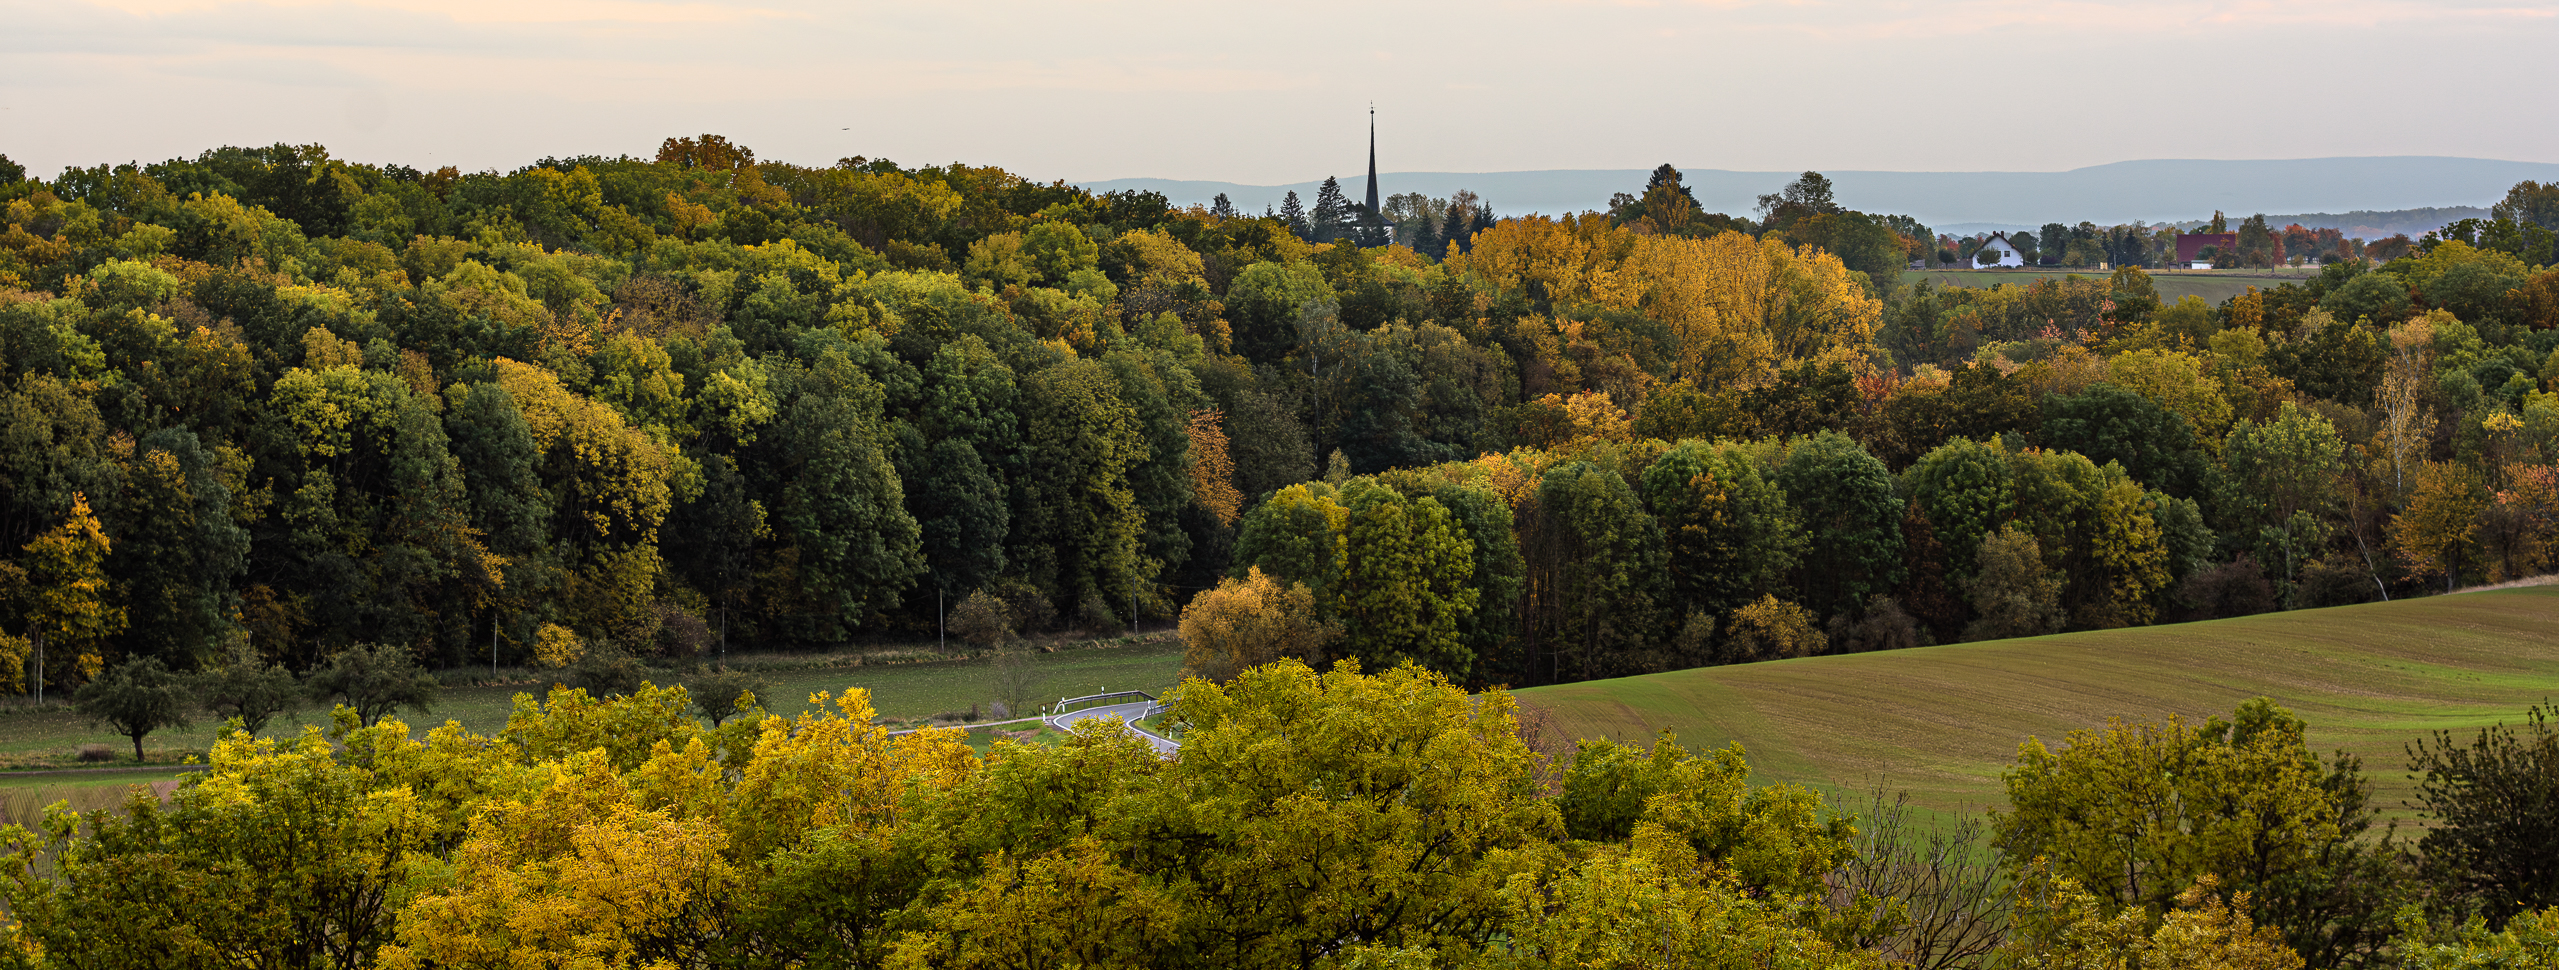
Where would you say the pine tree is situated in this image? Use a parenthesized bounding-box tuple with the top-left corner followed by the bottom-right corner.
(1312, 177, 1350, 244)
(1440, 205, 1471, 254)
(1210, 193, 1236, 219)
(1411, 214, 1441, 260)
(1279, 191, 1309, 240)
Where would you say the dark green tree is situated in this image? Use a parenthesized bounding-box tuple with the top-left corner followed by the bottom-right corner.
(193, 650, 302, 736)
(775, 392, 924, 639)
(306, 641, 440, 727)
(1777, 431, 1907, 622)
(2040, 384, 2210, 498)
(1643, 440, 1800, 620)
(2408, 702, 2559, 928)
(110, 428, 248, 668)
(1523, 462, 1666, 683)
(77, 656, 192, 762)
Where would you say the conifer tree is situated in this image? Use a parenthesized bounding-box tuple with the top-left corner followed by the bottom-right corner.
(1312, 177, 1350, 243)
(1279, 191, 1309, 240)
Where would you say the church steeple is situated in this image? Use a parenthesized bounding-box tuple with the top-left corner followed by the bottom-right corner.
(1364, 105, 1380, 220)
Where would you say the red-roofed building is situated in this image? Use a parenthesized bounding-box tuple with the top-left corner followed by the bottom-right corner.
(2176, 232, 2236, 268)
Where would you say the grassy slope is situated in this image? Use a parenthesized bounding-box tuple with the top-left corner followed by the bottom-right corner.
(0, 638, 1186, 770)
(1513, 587, 2559, 820)
(1900, 268, 2315, 306)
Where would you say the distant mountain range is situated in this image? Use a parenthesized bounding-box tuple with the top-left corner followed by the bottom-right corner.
(1080, 157, 2558, 236)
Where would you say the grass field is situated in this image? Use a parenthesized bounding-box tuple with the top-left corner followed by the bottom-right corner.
(0, 635, 1188, 771)
(1512, 586, 2559, 823)
(1901, 268, 2316, 306)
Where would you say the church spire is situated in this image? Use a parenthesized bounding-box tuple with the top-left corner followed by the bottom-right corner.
(1365, 104, 1380, 220)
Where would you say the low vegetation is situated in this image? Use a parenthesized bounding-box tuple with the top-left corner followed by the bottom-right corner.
(0, 660, 2549, 969)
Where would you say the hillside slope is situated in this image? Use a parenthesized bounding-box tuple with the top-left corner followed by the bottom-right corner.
(1512, 587, 2559, 818)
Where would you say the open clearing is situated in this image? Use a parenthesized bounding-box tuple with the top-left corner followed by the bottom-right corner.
(0, 635, 1187, 770)
(1513, 586, 2559, 822)
(1901, 268, 2316, 306)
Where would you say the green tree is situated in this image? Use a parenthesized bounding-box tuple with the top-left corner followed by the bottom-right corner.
(1777, 431, 1905, 620)
(2041, 384, 2210, 499)
(1904, 438, 2015, 580)
(1230, 482, 1347, 602)
(1997, 699, 2345, 932)
(306, 641, 440, 726)
(1223, 260, 1333, 362)
(76, 656, 191, 761)
(1965, 526, 2066, 641)
(775, 391, 924, 638)
(1524, 462, 1667, 682)
(1432, 482, 1526, 681)
(2407, 702, 2559, 928)
(1335, 479, 1476, 676)
(1644, 440, 1801, 621)
(1015, 359, 1149, 622)
(2222, 403, 2345, 602)
(194, 647, 302, 735)
(111, 428, 249, 669)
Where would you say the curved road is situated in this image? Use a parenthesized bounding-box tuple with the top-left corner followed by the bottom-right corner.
(1048, 701, 1180, 756)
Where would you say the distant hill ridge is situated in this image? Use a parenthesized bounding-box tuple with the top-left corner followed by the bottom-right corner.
(1081, 157, 2559, 234)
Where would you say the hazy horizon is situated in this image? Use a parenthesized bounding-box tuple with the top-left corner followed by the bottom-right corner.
(6, 0, 2558, 182)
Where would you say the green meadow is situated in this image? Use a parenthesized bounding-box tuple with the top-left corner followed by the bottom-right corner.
(1901, 267, 2318, 305)
(1513, 585, 2559, 822)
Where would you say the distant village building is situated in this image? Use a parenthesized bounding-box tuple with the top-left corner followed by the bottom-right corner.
(2176, 232, 2236, 269)
(1973, 232, 2026, 268)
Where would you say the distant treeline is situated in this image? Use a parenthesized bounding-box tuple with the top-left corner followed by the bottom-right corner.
(1, 141, 2557, 698)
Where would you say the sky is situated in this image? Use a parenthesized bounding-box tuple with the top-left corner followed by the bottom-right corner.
(6, 0, 2559, 185)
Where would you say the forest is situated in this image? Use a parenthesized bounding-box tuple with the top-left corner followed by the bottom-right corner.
(4, 140, 2559, 696)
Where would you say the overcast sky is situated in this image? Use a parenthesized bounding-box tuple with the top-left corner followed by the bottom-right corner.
(6, 0, 2557, 185)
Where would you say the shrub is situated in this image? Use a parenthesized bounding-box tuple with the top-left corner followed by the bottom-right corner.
(2175, 556, 2279, 621)
(1831, 595, 1924, 653)
(947, 590, 1013, 650)
(656, 605, 713, 659)
(1964, 527, 2065, 641)
(567, 640, 649, 698)
(1175, 567, 1337, 682)
(1720, 595, 1825, 664)
(686, 667, 774, 726)
(1078, 591, 1125, 637)
(534, 623, 585, 669)
(989, 577, 1055, 635)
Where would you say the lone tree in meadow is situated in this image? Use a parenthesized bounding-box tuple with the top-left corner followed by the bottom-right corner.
(306, 642, 440, 727)
(76, 656, 190, 762)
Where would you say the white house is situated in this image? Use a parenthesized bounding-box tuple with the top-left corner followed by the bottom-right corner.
(1973, 232, 2027, 268)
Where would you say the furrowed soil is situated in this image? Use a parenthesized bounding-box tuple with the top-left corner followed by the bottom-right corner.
(1512, 586, 2559, 824)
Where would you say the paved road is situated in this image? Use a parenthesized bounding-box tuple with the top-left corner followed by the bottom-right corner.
(1048, 700, 1180, 756)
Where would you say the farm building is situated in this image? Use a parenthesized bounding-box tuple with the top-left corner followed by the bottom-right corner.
(2176, 232, 2237, 269)
(1973, 232, 2026, 268)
